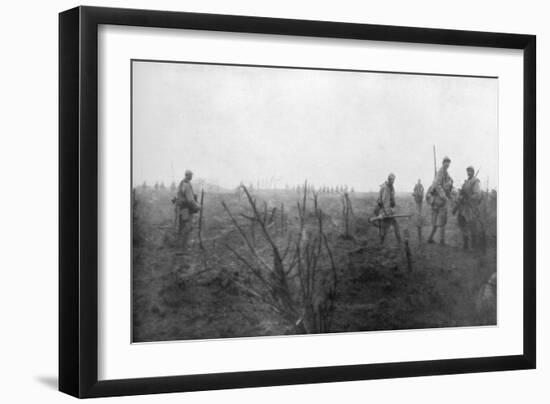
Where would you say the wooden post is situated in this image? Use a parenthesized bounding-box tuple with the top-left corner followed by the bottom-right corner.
(404, 229, 413, 272)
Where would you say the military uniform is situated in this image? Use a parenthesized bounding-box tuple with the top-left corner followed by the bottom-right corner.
(176, 178, 200, 251)
(427, 162, 453, 244)
(456, 174, 482, 249)
(413, 182, 424, 214)
(375, 179, 401, 244)
(429, 166, 453, 227)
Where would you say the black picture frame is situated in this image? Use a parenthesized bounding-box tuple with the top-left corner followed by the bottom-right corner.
(59, 5, 536, 398)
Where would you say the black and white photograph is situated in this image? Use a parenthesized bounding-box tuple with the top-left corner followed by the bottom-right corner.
(1, 0, 544, 401)
(131, 60, 498, 343)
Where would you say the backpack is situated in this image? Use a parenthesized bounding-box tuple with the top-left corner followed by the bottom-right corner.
(426, 185, 435, 205)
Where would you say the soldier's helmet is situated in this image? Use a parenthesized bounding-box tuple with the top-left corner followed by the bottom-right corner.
(185, 169, 193, 176)
(467, 166, 475, 172)
(443, 156, 451, 164)
(388, 173, 396, 181)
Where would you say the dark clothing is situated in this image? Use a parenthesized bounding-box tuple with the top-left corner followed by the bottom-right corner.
(413, 183, 424, 204)
(456, 176, 482, 248)
(457, 177, 482, 223)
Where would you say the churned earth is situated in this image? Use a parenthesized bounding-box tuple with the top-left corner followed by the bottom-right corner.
(132, 187, 496, 343)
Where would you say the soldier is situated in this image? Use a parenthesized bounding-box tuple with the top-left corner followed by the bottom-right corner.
(374, 173, 401, 244)
(174, 169, 201, 251)
(427, 156, 453, 245)
(453, 166, 482, 249)
(412, 179, 425, 242)
(413, 179, 424, 214)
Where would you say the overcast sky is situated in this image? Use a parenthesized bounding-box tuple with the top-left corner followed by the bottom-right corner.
(132, 61, 498, 192)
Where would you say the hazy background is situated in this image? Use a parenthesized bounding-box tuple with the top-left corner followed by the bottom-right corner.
(132, 60, 498, 192)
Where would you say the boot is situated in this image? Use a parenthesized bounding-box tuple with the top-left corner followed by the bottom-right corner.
(427, 227, 437, 243)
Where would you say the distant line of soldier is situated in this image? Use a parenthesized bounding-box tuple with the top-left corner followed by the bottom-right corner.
(141, 155, 491, 252)
(138, 180, 355, 194)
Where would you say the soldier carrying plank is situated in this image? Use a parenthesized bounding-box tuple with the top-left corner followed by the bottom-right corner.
(374, 173, 402, 245)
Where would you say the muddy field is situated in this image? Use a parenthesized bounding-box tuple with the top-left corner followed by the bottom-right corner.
(132, 185, 497, 342)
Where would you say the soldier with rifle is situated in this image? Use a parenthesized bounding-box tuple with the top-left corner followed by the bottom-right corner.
(372, 173, 404, 245)
(426, 156, 453, 245)
(172, 169, 201, 252)
(453, 166, 482, 250)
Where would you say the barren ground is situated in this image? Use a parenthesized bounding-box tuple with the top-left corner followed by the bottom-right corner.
(132, 187, 497, 342)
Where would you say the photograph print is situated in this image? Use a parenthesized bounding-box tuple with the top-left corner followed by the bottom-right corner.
(131, 60, 498, 343)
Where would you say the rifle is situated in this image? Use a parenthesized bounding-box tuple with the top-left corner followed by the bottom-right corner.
(369, 213, 412, 224)
(433, 145, 437, 179)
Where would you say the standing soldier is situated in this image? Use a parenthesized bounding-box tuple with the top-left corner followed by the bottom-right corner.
(374, 173, 401, 244)
(412, 179, 425, 242)
(427, 156, 453, 245)
(413, 179, 424, 214)
(453, 166, 482, 249)
(174, 169, 201, 252)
